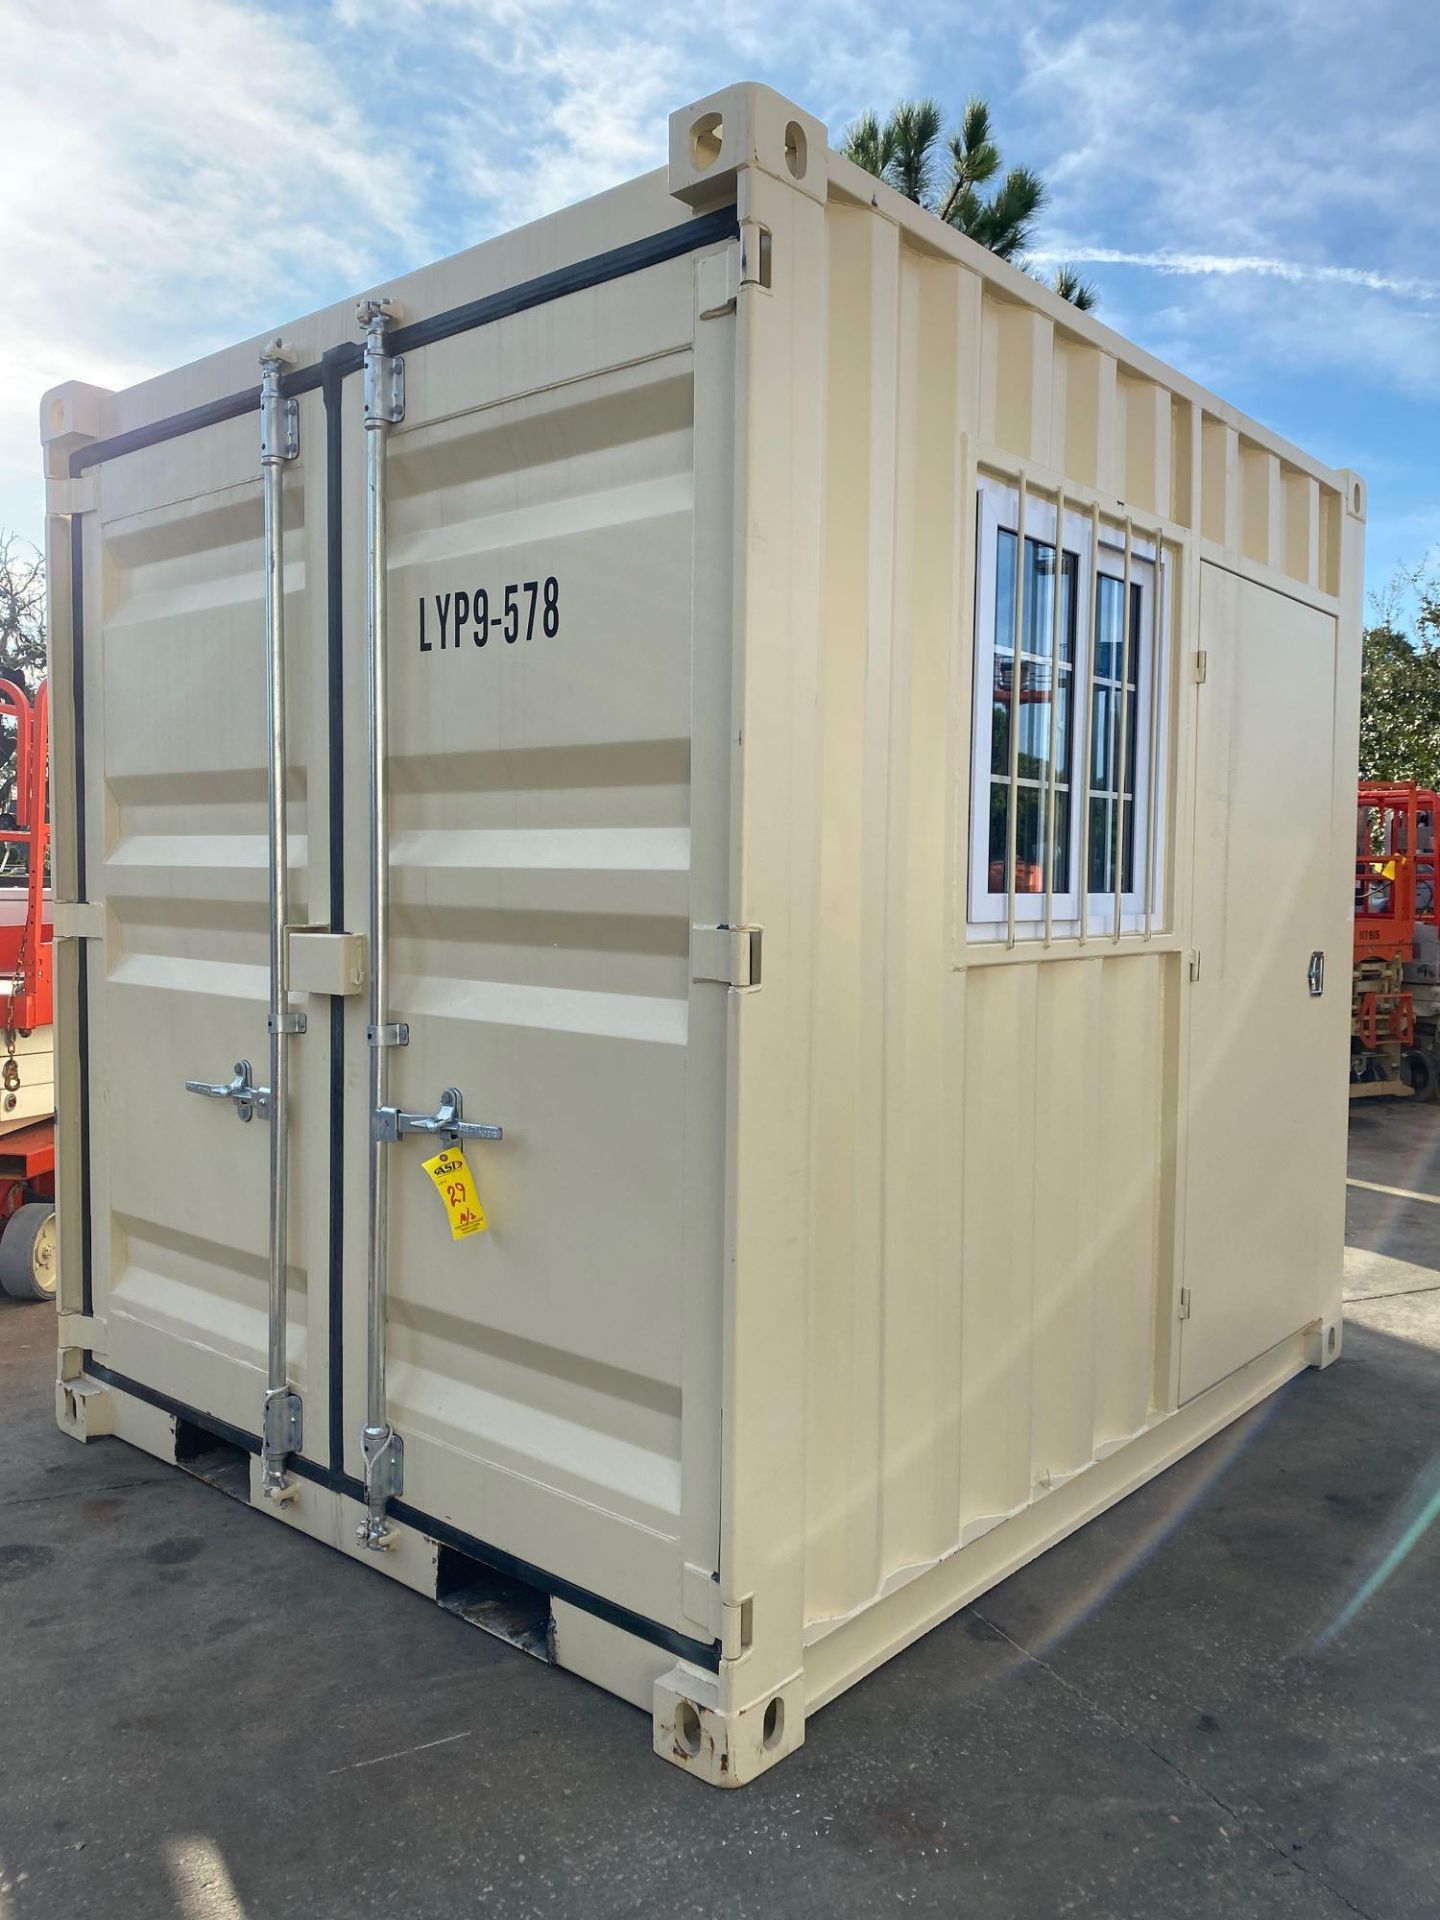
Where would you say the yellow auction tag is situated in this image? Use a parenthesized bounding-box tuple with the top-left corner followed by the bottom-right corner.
(421, 1146, 488, 1239)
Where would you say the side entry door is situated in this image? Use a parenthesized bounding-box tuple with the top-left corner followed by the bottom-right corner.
(1180, 564, 1348, 1400)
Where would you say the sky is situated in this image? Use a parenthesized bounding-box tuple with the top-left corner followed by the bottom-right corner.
(4, 0, 1437, 616)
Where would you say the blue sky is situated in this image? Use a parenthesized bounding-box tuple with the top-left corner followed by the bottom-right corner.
(5, 0, 1437, 617)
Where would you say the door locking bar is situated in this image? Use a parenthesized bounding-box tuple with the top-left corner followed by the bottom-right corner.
(258, 338, 305, 1501)
(185, 1060, 270, 1123)
(359, 296, 406, 1552)
(373, 1087, 503, 1145)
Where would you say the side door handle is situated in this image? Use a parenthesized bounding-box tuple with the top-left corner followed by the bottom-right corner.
(184, 1060, 270, 1122)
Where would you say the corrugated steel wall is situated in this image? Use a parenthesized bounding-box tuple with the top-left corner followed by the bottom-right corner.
(801, 189, 1342, 1637)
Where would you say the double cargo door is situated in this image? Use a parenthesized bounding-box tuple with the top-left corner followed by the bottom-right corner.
(74, 232, 735, 1649)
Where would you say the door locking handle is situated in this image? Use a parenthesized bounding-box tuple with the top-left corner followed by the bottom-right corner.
(1308, 950, 1325, 997)
(185, 1060, 271, 1123)
(373, 1086, 502, 1146)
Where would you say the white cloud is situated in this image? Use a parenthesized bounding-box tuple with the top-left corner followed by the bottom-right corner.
(438, 7, 694, 223)
(0, 0, 425, 539)
(1009, 2, 1440, 398)
(334, 0, 921, 227)
(3, 0, 1433, 591)
(1, 0, 929, 545)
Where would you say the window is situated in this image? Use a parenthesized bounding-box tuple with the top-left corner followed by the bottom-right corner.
(1088, 571, 1141, 897)
(988, 530, 1078, 898)
(969, 481, 1168, 940)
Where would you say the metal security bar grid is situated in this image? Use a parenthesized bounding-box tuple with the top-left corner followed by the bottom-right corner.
(985, 474, 1172, 951)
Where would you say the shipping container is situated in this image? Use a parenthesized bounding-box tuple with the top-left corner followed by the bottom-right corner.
(42, 83, 1363, 1786)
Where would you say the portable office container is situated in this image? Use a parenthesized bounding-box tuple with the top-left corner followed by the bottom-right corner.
(43, 83, 1363, 1785)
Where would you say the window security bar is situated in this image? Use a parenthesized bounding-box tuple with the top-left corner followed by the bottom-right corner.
(984, 477, 1170, 949)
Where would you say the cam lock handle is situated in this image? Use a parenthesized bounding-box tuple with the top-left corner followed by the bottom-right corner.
(373, 1086, 503, 1147)
(184, 1060, 270, 1122)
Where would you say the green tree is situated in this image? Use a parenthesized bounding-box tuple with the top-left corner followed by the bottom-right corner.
(1049, 264, 1098, 313)
(1359, 565, 1440, 785)
(842, 96, 1097, 310)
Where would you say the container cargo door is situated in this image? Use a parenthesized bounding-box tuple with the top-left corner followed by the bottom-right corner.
(71, 394, 336, 1449)
(1180, 565, 1347, 1400)
(337, 246, 732, 1636)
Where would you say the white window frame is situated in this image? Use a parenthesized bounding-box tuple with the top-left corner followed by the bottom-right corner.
(967, 479, 1170, 942)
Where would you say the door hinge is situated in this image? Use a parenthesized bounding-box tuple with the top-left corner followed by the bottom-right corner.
(52, 901, 105, 940)
(691, 924, 763, 989)
(682, 1562, 754, 1658)
(288, 928, 367, 997)
(697, 244, 741, 319)
(1178, 1287, 1192, 1321)
(1194, 649, 1208, 684)
(720, 1593, 755, 1661)
(1188, 949, 1202, 982)
(49, 473, 98, 517)
(738, 218, 772, 291)
(57, 1311, 104, 1350)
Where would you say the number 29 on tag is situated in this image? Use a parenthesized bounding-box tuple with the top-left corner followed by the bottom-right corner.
(421, 1147, 489, 1239)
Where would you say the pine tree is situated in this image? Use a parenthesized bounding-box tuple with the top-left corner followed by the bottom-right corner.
(842, 97, 1097, 310)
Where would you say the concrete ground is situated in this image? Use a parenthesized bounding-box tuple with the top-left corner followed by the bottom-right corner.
(2, 1111, 1438, 1920)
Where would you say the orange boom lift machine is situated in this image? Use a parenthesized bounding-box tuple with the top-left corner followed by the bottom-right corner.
(1353, 781, 1440, 1099)
(0, 676, 57, 1297)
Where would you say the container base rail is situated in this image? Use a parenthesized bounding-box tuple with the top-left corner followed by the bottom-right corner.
(58, 1317, 1338, 1786)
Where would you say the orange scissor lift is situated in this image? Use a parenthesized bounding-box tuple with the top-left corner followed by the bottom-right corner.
(1353, 781, 1440, 1100)
(0, 677, 57, 1297)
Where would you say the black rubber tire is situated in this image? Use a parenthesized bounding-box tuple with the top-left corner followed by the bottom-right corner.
(1352, 1044, 1388, 1085)
(0, 1202, 57, 1301)
(1404, 1048, 1440, 1103)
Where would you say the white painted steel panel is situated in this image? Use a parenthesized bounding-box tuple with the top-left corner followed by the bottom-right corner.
(351, 306, 731, 1630)
(74, 451, 331, 1441)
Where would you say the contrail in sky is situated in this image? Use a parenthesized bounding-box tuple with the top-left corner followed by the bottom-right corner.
(1026, 249, 1440, 300)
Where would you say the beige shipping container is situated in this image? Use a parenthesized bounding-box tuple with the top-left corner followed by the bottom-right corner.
(43, 83, 1362, 1787)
